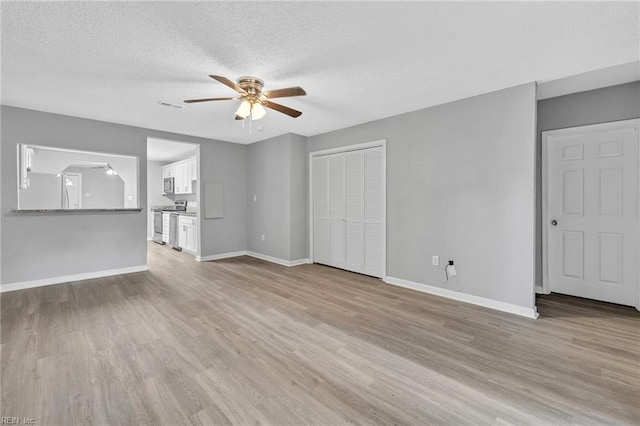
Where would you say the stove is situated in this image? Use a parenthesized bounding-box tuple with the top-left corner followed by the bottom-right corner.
(161, 200, 187, 212)
(153, 200, 187, 244)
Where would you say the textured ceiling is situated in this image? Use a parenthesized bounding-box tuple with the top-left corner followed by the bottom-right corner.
(2, 2, 638, 144)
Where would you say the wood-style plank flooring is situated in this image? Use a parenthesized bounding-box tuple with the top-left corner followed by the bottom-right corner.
(2, 242, 639, 425)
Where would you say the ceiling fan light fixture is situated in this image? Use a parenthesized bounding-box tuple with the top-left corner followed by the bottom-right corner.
(251, 102, 266, 120)
(235, 100, 251, 119)
(187, 74, 305, 122)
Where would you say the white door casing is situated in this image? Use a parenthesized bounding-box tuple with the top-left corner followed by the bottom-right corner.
(310, 140, 386, 279)
(542, 119, 639, 309)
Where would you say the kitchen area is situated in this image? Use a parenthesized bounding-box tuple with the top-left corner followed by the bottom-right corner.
(147, 138, 199, 257)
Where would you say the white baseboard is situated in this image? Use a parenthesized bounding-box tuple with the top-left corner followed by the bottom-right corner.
(195, 250, 311, 268)
(0, 265, 149, 293)
(196, 251, 248, 262)
(384, 276, 539, 319)
(535, 285, 545, 294)
(289, 258, 312, 267)
(246, 251, 311, 267)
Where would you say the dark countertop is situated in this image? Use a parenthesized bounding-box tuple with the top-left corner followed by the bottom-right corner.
(154, 210, 197, 217)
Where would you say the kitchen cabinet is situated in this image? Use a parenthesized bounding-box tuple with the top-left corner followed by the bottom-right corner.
(161, 157, 197, 195)
(179, 215, 197, 254)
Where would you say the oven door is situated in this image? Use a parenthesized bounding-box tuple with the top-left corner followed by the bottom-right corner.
(153, 211, 164, 244)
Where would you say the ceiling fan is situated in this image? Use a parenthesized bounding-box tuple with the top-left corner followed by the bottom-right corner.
(184, 75, 306, 121)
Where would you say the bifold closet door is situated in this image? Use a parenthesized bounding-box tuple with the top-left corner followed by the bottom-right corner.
(312, 156, 330, 265)
(363, 146, 384, 277)
(329, 154, 346, 269)
(345, 150, 364, 273)
(313, 145, 384, 278)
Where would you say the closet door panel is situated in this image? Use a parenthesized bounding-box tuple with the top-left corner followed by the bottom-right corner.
(346, 222, 363, 272)
(329, 154, 346, 268)
(329, 154, 345, 218)
(330, 221, 346, 268)
(314, 220, 330, 264)
(364, 223, 383, 277)
(363, 147, 384, 277)
(313, 156, 330, 265)
(345, 150, 364, 272)
(364, 147, 384, 222)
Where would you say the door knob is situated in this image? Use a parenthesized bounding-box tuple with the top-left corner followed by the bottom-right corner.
(551, 219, 558, 226)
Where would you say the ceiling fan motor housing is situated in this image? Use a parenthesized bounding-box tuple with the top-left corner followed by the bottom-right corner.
(237, 77, 264, 98)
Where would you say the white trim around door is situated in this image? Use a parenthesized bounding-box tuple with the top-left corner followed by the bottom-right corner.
(309, 139, 387, 279)
(542, 118, 640, 311)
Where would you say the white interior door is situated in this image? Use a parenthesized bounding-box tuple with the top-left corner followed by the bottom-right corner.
(311, 142, 385, 279)
(329, 153, 346, 269)
(545, 120, 639, 306)
(363, 146, 384, 277)
(313, 156, 330, 265)
(62, 172, 82, 209)
(345, 150, 364, 273)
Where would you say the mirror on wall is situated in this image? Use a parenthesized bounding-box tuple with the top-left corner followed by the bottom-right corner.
(17, 144, 139, 210)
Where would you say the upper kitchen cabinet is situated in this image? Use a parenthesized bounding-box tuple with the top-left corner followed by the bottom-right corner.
(161, 157, 197, 194)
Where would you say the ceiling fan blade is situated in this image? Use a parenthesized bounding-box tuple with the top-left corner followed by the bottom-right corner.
(264, 101, 302, 118)
(210, 75, 247, 94)
(263, 86, 307, 99)
(183, 97, 235, 103)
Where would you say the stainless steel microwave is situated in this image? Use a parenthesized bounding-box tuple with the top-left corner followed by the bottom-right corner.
(163, 177, 174, 195)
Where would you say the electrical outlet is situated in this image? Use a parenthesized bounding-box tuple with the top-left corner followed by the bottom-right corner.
(432, 256, 439, 266)
(261, 234, 265, 241)
(447, 261, 457, 277)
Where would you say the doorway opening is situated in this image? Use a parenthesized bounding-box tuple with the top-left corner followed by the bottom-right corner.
(146, 137, 201, 269)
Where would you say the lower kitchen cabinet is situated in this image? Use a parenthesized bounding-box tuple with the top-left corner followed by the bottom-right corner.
(179, 215, 197, 254)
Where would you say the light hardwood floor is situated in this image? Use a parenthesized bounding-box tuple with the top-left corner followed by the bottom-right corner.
(2, 242, 639, 425)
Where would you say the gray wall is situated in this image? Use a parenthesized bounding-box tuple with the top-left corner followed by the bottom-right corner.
(247, 133, 307, 261)
(1, 105, 247, 285)
(289, 134, 308, 260)
(307, 83, 537, 309)
(199, 141, 247, 257)
(535, 81, 640, 285)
